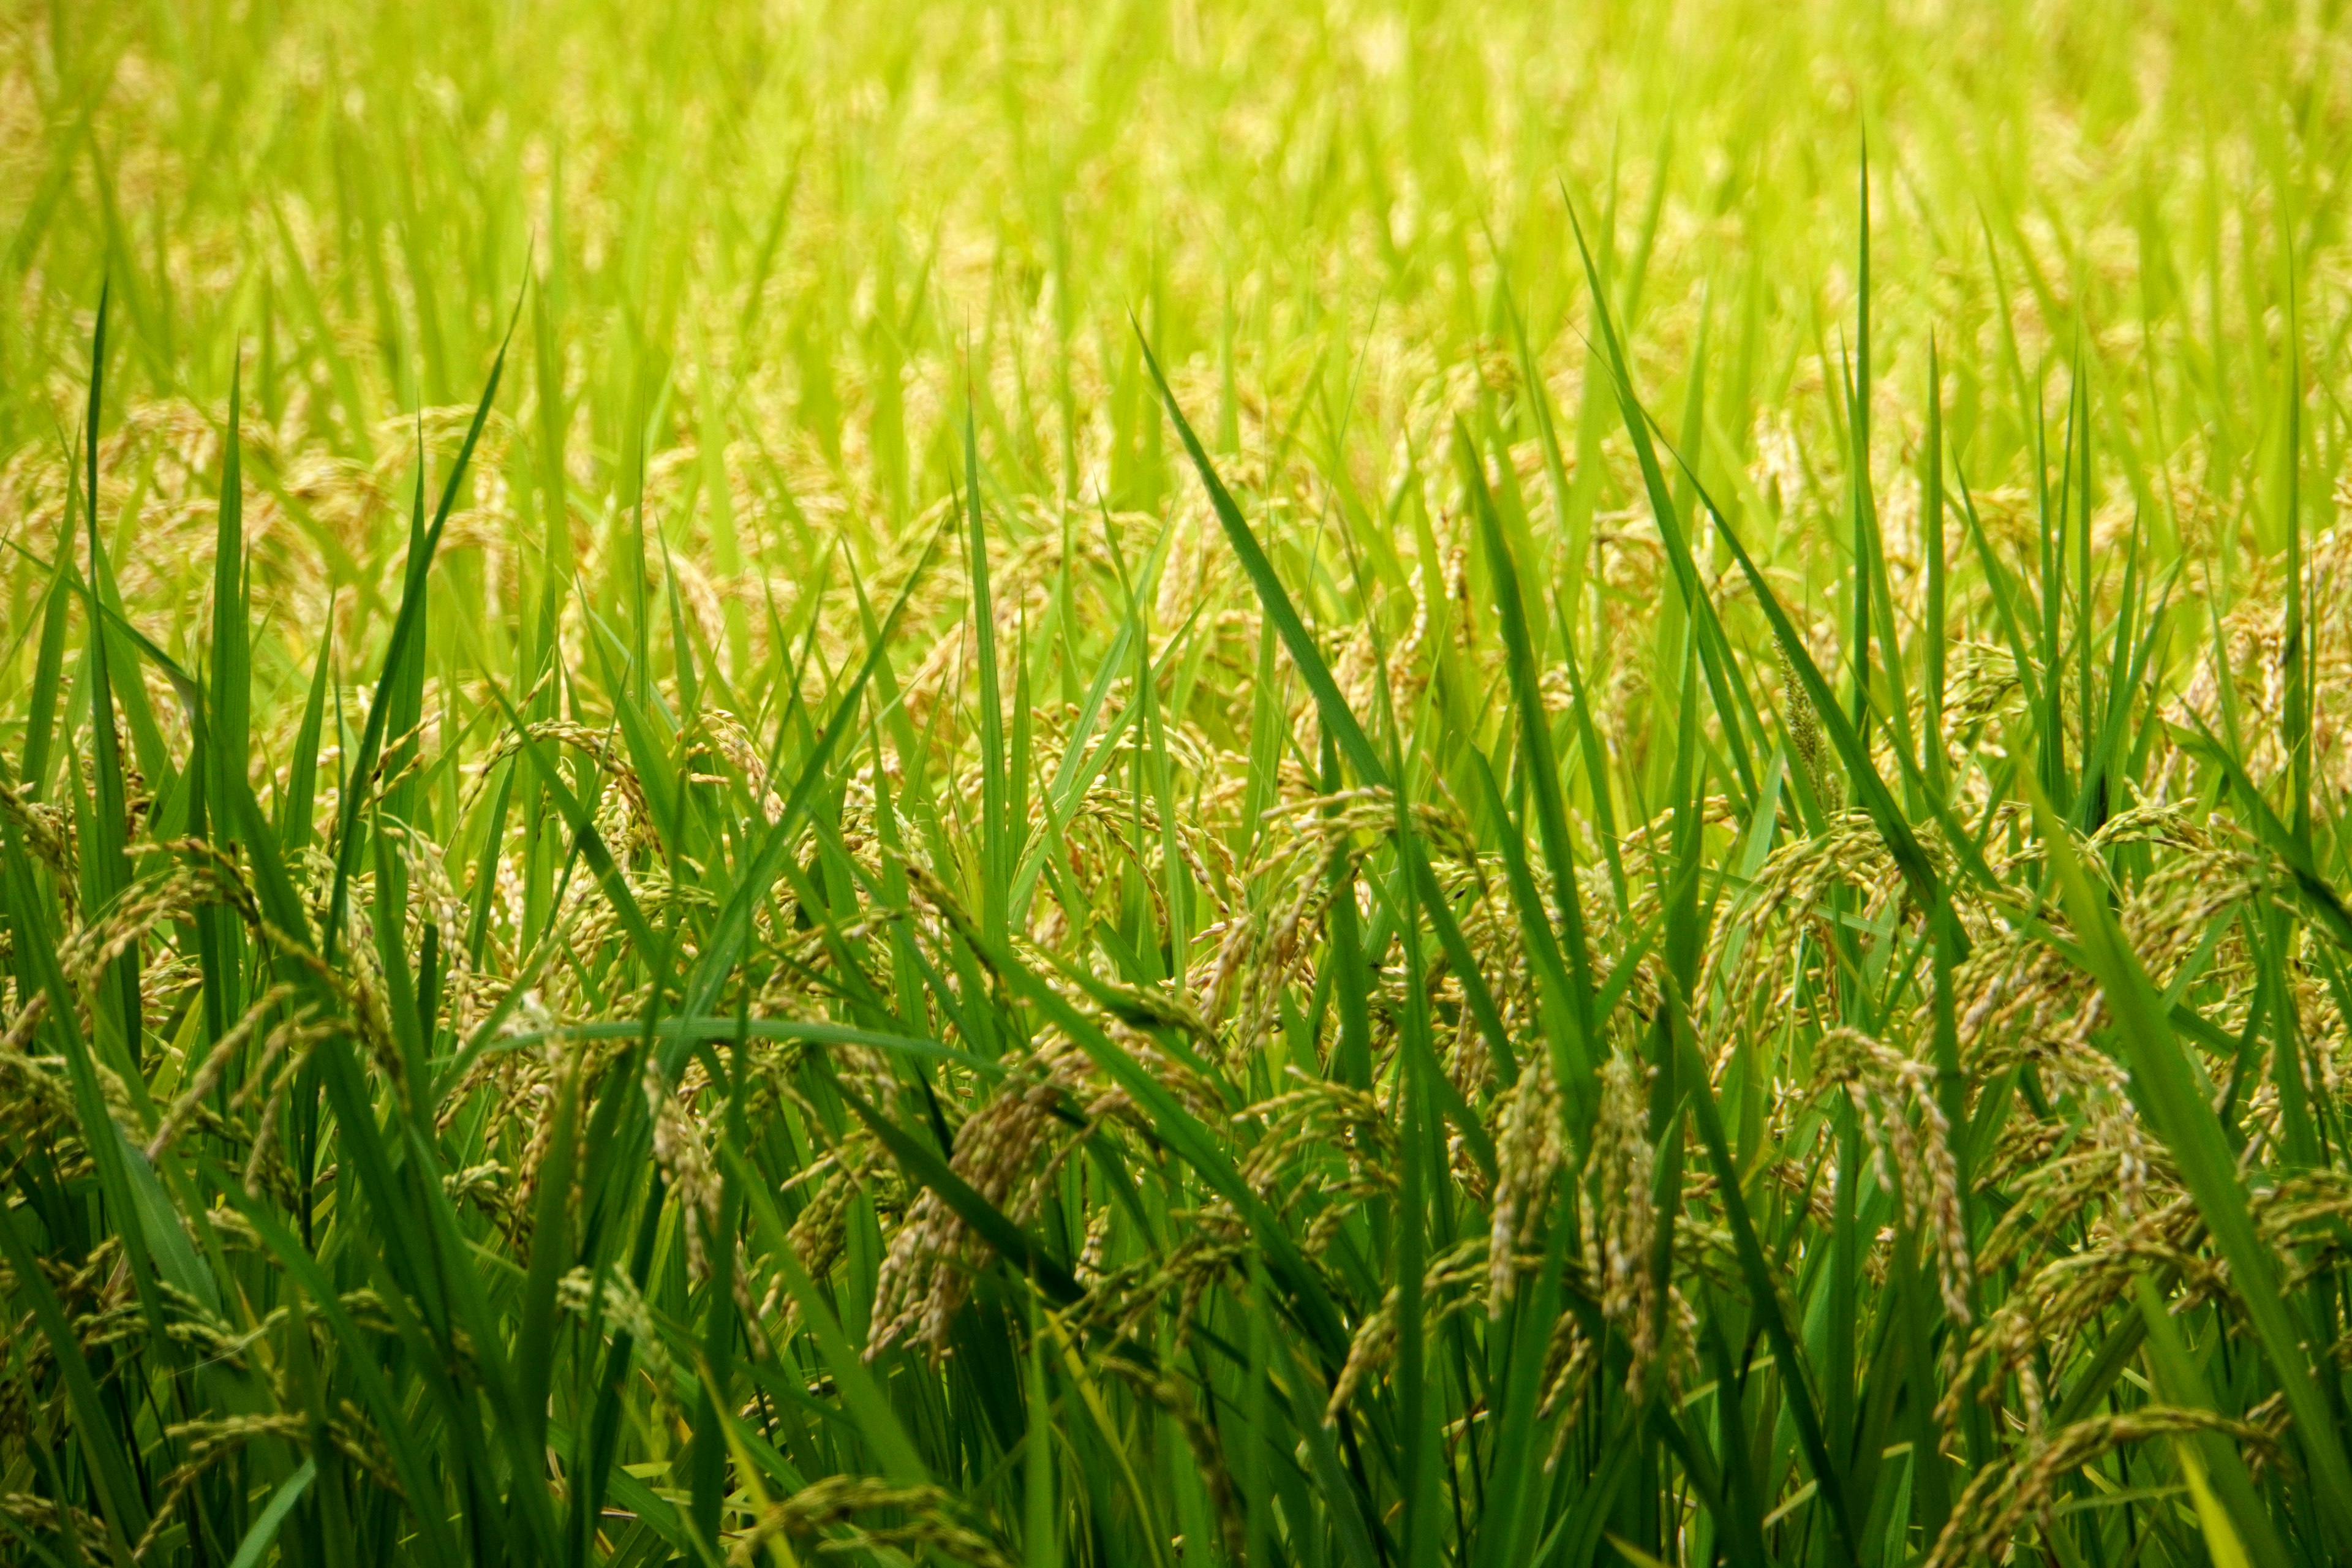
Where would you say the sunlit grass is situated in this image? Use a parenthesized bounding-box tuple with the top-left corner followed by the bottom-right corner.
(4, 2, 2351, 1565)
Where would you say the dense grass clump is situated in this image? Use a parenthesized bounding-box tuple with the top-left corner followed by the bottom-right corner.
(7, 1, 2352, 1564)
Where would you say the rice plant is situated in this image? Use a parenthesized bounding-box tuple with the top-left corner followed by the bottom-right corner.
(5, 1, 2352, 1564)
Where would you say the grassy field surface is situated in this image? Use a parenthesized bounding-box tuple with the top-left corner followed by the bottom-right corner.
(4, 1, 2352, 1563)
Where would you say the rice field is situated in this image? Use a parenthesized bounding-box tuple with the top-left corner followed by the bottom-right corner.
(4, 1, 2352, 1564)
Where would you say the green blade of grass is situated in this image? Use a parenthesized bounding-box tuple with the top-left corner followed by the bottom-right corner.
(966, 405, 1010, 945)
(211, 358, 249, 829)
(1676, 1029, 1863, 1568)
(514, 1055, 579, 1460)
(2035, 786, 2352, 1550)
(2132, 1276, 2292, 1568)
(222, 1460, 315, 1568)
(322, 307, 517, 960)
(18, 544, 72, 800)
(1460, 425, 1596, 1020)
(1145, 331, 1512, 1165)
(1566, 199, 1760, 807)
(76, 285, 145, 1076)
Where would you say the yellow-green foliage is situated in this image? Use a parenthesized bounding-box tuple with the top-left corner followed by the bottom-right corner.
(2, 3, 2351, 1566)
